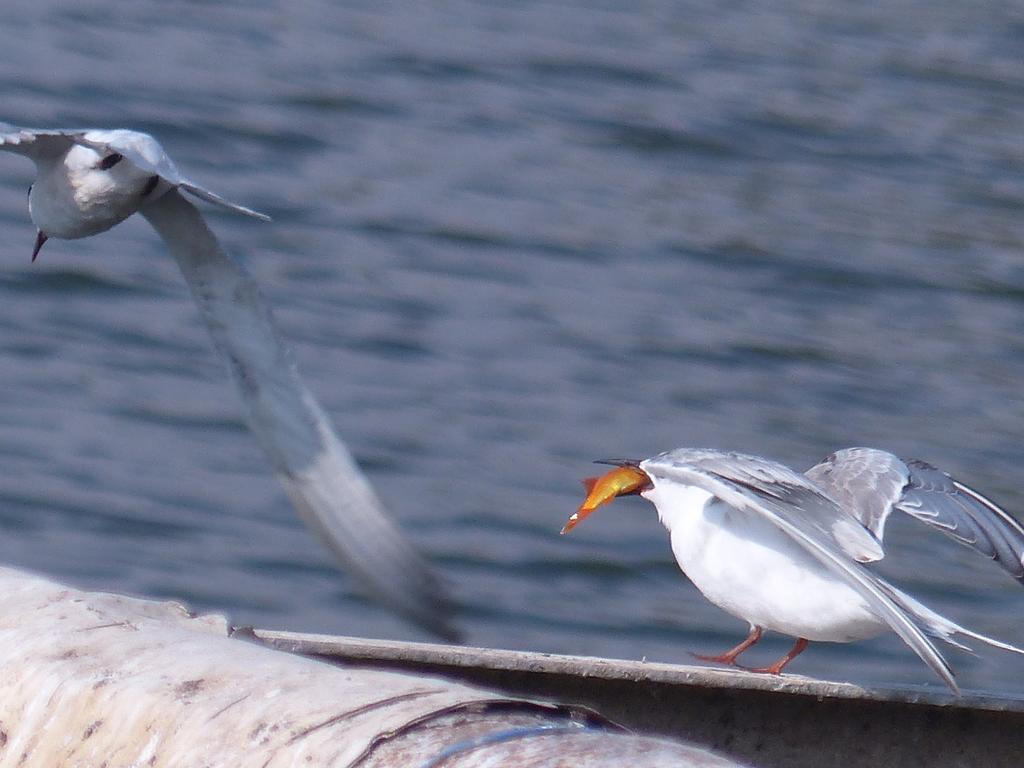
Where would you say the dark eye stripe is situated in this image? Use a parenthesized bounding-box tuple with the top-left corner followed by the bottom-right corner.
(99, 153, 124, 171)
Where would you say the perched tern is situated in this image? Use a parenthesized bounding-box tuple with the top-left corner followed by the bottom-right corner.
(561, 446, 1024, 693)
(0, 122, 457, 639)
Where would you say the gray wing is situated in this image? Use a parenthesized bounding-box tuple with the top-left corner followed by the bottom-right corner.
(641, 448, 957, 692)
(650, 448, 884, 562)
(807, 448, 1024, 582)
(0, 123, 268, 221)
(141, 190, 458, 640)
(0, 123, 84, 157)
(804, 448, 909, 540)
(898, 459, 1024, 582)
(79, 129, 270, 221)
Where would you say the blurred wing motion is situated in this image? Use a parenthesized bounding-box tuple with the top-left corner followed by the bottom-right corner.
(142, 190, 458, 640)
(0, 122, 269, 221)
(641, 448, 957, 691)
(806, 447, 1024, 582)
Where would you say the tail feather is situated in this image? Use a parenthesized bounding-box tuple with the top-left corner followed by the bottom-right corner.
(880, 579, 1024, 656)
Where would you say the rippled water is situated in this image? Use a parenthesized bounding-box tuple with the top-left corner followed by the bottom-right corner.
(1, 0, 1023, 695)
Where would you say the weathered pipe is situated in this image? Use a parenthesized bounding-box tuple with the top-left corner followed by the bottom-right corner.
(0, 566, 744, 767)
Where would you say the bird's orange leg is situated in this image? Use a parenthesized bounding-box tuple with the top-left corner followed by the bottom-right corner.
(691, 626, 763, 666)
(746, 637, 809, 675)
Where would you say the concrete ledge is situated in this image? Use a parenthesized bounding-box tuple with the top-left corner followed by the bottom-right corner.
(253, 630, 1024, 768)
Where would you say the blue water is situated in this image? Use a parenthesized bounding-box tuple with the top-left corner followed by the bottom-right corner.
(1, 0, 1023, 695)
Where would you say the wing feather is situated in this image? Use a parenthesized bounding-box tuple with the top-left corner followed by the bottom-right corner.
(808, 449, 1024, 582)
(897, 461, 1024, 582)
(804, 448, 907, 540)
(0, 123, 84, 157)
(142, 190, 457, 640)
(656, 449, 884, 561)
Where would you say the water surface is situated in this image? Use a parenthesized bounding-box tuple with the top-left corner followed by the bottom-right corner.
(1, 0, 1023, 695)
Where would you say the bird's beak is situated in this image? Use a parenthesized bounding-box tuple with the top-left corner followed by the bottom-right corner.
(560, 464, 651, 534)
(31, 231, 48, 263)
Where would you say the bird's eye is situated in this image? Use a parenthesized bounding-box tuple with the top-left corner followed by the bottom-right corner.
(26, 184, 32, 201)
(99, 153, 124, 171)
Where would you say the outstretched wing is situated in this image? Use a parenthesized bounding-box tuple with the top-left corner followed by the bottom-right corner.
(650, 448, 884, 562)
(0, 122, 268, 221)
(898, 460, 1024, 582)
(641, 448, 957, 692)
(141, 190, 459, 641)
(807, 448, 1024, 582)
(0, 122, 85, 157)
(804, 448, 909, 540)
(78, 129, 270, 221)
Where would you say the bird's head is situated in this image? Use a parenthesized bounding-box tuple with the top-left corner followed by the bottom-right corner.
(560, 461, 652, 534)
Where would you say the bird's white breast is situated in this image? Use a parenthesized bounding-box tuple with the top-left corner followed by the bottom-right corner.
(643, 480, 887, 642)
(30, 144, 154, 239)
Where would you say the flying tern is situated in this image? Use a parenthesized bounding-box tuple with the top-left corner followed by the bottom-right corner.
(0, 122, 457, 639)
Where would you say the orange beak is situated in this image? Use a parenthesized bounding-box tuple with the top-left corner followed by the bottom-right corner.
(560, 464, 651, 534)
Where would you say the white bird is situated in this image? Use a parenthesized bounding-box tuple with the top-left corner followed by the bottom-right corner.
(561, 446, 1024, 693)
(0, 122, 457, 640)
